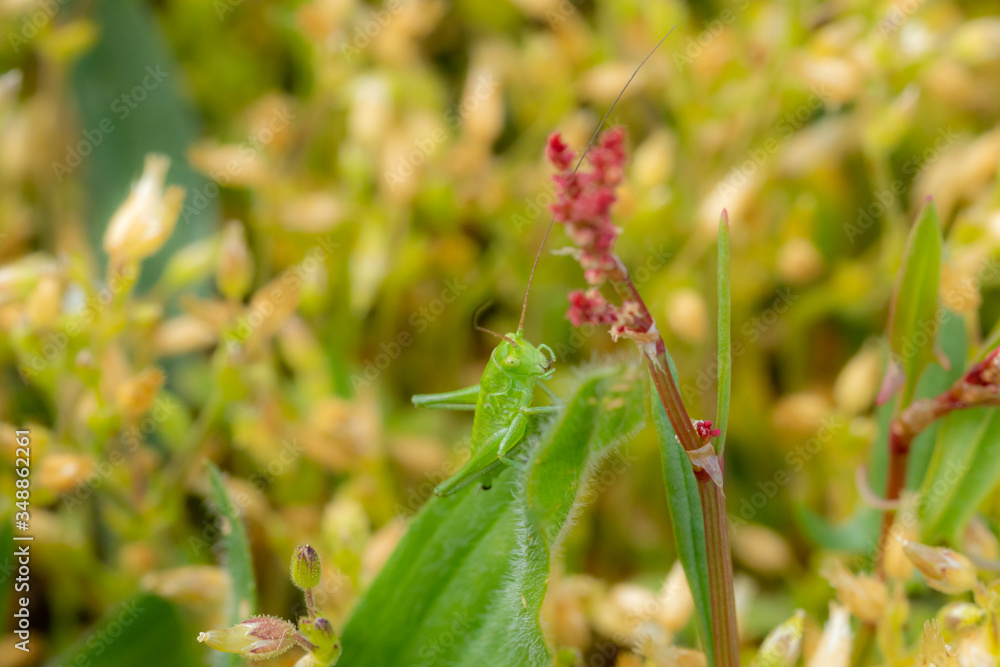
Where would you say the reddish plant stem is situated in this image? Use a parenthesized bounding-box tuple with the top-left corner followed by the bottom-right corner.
(876, 351, 1000, 574)
(608, 262, 740, 666)
(877, 428, 912, 575)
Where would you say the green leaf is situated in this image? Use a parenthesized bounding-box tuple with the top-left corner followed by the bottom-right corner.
(206, 462, 256, 666)
(920, 406, 1000, 542)
(716, 212, 732, 455)
(792, 314, 965, 556)
(340, 363, 645, 667)
(45, 594, 203, 667)
(905, 311, 967, 489)
(887, 200, 943, 406)
(71, 0, 216, 289)
(651, 355, 715, 667)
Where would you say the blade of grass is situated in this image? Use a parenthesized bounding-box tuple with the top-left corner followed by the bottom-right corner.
(651, 362, 715, 666)
(716, 211, 732, 456)
(206, 462, 256, 667)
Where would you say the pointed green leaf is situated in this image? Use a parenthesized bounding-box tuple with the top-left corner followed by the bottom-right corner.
(920, 406, 1000, 542)
(905, 311, 967, 489)
(45, 595, 202, 667)
(651, 355, 714, 667)
(794, 315, 966, 555)
(206, 462, 256, 667)
(71, 0, 216, 289)
(340, 364, 645, 666)
(887, 200, 943, 406)
(716, 212, 732, 455)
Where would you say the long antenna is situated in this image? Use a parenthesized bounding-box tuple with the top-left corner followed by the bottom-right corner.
(474, 299, 517, 346)
(517, 26, 678, 333)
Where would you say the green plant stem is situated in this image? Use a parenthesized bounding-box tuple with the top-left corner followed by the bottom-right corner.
(608, 263, 740, 666)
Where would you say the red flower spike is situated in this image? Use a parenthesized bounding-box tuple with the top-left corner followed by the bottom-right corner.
(566, 289, 618, 327)
(546, 128, 627, 287)
(546, 133, 575, 171)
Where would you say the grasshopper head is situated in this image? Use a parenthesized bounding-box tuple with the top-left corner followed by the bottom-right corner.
(495, 331, 555, 380)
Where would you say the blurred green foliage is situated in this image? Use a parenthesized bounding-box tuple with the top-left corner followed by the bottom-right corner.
(2, 0, 1000, 664)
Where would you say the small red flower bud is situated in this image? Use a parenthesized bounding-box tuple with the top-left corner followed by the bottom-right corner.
(694, 420, 721, 440)
(546, 132, 575, 171)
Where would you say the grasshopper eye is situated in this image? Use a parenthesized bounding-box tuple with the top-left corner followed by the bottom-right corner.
(504, 355, 520, 368)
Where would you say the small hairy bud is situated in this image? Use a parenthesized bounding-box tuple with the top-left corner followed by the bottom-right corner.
(197, 615, 296, 660)
(291, 544, 322, 590)
(299, 616, 342, 664)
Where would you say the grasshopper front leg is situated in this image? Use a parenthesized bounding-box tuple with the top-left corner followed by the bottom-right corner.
(495, 405, 560, 466)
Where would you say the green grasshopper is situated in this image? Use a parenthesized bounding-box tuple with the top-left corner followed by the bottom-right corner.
(412, 308, 561, 496)
(412, 32, 673, 497)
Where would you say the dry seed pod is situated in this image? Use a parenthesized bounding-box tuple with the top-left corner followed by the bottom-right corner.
(832, 344, 881, 415)
(657, 561, 694, 632)
(776, 237, 823, 285)
(116, 367, 166, 418)
(806, 603, 851, 667)
(665, 288, 708, 344)
(216, 221, 253, 301)
(730, 523, 793, 575)
(963, 516, 1000, 562)
(142, 566, 230, 607)
(883, 492, 919, 581)
(751, 609, 805, 667)
(103, 154, 185, 263)
(821, 561, 888, 624)
(37, 452, 94, 495)
(902, 540, 978, 594)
